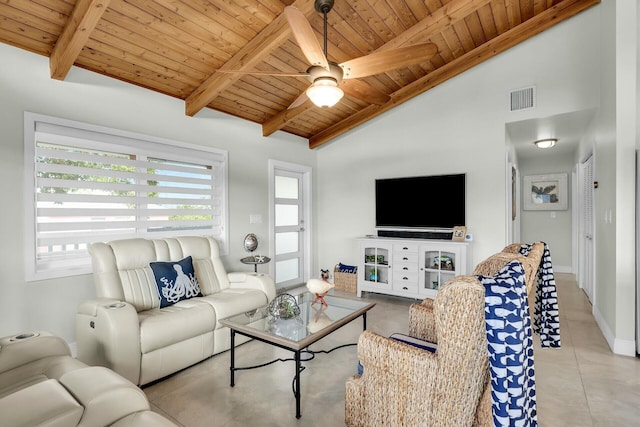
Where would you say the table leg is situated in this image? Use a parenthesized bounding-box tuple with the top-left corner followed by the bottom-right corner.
(230, 329, 236, 387)
(295, 350, 301, 419)
(363, 312, 367, 331)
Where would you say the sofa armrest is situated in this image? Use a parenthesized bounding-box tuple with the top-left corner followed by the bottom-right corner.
(408, 300, 438, 343)
(0, 332, 71, 375)
(76, 299, 142, 385)
(227, 272, 276, 302)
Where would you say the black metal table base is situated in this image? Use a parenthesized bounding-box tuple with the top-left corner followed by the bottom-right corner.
(230, 333, 355, 418)
(229, 312, 367, 419)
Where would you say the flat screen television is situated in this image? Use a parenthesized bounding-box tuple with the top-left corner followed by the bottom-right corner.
(375, 174, 466, 229)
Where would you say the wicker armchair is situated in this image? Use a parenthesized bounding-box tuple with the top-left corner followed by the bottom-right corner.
(501, 242, 545, 294)
(396, 249, 543, 427)
(345, 276, 491, 427)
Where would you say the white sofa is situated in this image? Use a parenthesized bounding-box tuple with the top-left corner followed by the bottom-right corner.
(76, 236, 276, 386)
(0, 331, 177, 426)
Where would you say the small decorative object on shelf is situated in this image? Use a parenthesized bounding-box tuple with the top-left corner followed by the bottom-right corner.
(240, 233, 271, 272)
(376, 255, 385, 264)
(434, 255, 454, 270)
(267, 294, 301, 319)
(306, 278, 335, 307)
(452, 226, 467, 242)
(369, 268, 378, 281)
(365, 255, 375, 263)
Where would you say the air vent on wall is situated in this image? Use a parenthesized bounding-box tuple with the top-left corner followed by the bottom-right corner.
(509, 86, 536, 111)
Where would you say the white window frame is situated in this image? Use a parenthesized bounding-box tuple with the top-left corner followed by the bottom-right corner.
(24, 112, 229, 281)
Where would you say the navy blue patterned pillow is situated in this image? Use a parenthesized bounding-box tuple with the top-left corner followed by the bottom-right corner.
(150, 256, 202, 308)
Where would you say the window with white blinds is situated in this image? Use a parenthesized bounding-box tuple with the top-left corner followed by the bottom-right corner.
(24, 112, 228, 281)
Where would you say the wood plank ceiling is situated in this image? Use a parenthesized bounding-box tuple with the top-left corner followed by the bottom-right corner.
(0, 0, 599, 149)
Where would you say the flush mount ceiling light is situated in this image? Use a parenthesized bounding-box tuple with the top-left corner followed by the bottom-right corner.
(533, 138, 557, 149)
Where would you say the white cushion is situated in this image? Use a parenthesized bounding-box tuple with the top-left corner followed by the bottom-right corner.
(201, 288, 268, 328)
(0, 379, 83, 427)
(60, 366, 149, 427)
(0, 355, 88, 399)
(138, 300, 215, 353)
(118, 267, 160, 312)
(193, 258, 221, 295)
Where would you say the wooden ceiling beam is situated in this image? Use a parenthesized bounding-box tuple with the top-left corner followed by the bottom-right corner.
(262, 99, 315, 136)
(50, 0, 111, 80)
(309, 0, 600, 149)
(261, 0, 493, 137)
(376, 0, 494, 51)
(185, 0, 315, 117)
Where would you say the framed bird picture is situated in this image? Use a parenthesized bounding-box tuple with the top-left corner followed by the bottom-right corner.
(523, 173, 568, 211)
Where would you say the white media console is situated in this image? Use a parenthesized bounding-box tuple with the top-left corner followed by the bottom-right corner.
(357, 236, 472, 299)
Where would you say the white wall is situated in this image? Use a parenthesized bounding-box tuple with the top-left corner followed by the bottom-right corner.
(0, 43, 316, 343)
(613, 0, 638, 354)
(315, 6, 601, 275)
(584, 0, 638, 356)
(518, 153, 575, 271)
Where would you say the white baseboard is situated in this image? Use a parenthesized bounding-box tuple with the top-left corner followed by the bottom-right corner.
(593, 304, 636, 357)
(614, 338, 637, 357)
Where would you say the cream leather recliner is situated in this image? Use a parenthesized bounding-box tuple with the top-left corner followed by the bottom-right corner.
(76, 236, 276, 386)
(0, 331, 177, 426)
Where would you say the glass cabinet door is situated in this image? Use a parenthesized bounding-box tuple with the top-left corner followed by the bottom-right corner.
(420, 248, 458, 298)
(362, 245, 392, 289)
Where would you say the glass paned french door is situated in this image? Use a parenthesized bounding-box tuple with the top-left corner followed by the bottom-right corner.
(273, 170, 305, 289)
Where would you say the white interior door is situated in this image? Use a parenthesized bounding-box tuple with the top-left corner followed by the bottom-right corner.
(269, 161, 311, 290)
(579, 155, 594, 302)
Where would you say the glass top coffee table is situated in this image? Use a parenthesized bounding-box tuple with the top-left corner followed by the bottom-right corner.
(220, 292, 375, 419)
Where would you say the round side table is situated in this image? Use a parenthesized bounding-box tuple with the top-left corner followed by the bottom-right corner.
(241, 255, 271, 273)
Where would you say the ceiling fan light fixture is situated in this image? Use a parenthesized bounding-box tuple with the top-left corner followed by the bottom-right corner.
(533, 138, 557, 149)
(306, 77, 343, 107)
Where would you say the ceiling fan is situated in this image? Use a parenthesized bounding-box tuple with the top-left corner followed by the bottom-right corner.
(219, 0, 438, 109)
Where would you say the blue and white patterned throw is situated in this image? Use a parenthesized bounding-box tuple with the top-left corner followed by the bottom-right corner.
(478, 260, 537, 427)
(519, 242, 561, 348)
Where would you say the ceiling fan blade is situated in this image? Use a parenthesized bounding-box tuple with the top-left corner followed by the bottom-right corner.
(340, 79, 390, 105)
(284, 6, 330, 71)
(340, 43, 438, 79)
(288, 90, 310, 109)
(214, 69, 309, 77)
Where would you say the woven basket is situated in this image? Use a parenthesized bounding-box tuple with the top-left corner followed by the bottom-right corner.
(334, 265, 357, 293)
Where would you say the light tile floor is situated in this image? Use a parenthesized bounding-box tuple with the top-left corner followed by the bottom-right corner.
(144, 274, 640, 426)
